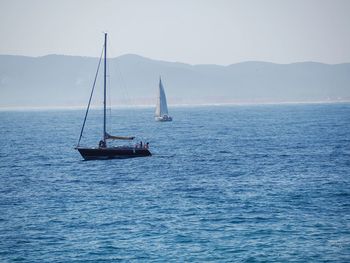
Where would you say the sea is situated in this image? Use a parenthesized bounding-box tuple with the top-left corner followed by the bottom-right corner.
(0, 103, 349, 262)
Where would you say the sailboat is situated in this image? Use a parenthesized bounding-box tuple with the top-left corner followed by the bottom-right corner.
(155, 77, 172, 121)
(75, 33, 151, 160)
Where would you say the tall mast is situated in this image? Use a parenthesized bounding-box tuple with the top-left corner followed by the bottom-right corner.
(103, 33, 107, 144)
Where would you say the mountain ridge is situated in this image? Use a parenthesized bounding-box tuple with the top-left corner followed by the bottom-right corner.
(0, 54, 349, 108)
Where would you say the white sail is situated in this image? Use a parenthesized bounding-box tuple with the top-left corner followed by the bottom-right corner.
(155, 78, 169, 117)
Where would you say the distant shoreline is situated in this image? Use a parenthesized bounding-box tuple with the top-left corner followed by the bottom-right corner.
(1, 100, 349, 111)
(2, 55, 349, 110)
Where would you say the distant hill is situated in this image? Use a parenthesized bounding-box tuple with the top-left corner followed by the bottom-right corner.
(0, 54, 349, 108)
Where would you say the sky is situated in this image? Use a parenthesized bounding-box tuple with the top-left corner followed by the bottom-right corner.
(0, 0, 349, 65)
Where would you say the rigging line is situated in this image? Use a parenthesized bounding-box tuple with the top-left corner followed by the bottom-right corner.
(108, 51, 112, 133)
(109, 34, 133, 107)
(108, 36, 128, 124)
(77, 46, 104, 147)
(103, 35, 112, 132)
(114, 56, 138, 122)
(105, 35, 112, 133)
(116, 62, 130, 105)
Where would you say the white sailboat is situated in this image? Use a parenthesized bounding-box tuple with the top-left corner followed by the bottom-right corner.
(155, 77, 172, 122)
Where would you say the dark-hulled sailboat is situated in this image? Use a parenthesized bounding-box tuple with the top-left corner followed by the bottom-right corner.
(75, 33, 151, 160)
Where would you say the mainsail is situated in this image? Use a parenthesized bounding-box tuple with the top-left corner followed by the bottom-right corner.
(155, 78, 169, 117)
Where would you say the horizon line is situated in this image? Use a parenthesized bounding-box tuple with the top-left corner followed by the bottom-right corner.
(1, 100, 349, 112)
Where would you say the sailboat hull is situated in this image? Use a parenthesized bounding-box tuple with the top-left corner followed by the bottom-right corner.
(155, 116, 173, 122)
(76, 147, 151, 160)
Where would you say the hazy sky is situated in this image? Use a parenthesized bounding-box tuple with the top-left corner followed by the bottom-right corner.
(0, 0, 349, 64)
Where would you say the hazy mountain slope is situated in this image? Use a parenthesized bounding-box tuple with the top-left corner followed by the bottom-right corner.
(0, 54, 349, 107)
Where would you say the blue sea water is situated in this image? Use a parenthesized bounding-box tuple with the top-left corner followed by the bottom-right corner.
(0, 103, 349, 262)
